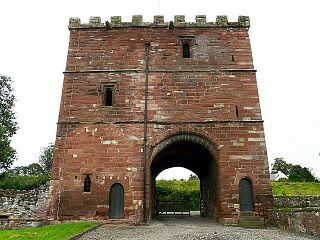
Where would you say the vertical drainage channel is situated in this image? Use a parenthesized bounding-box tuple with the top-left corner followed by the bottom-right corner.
(143, 41, 151, 223)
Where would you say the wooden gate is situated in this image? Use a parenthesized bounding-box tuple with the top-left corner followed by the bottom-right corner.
(156, 200, 192, 216)
(109, 183, 124, 219)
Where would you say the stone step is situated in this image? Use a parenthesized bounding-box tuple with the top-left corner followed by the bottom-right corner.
(239, 221, 265, 228)
(239, 215, 261, 221)
(238, 215, 265, 229)
(239, 211, 255, 216)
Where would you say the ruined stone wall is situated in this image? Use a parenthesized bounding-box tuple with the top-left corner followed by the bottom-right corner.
(274, 196, 320, 208)
(269, 196, 320, 236)
(48, 15, 273, 223)
(0, 183, 50, 229)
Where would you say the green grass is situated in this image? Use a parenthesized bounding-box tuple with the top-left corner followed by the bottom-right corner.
(0, 222, 97, 240)
(272, 181, 320, 196)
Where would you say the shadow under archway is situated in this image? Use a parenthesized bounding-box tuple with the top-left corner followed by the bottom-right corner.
(150, 133, 219, 219)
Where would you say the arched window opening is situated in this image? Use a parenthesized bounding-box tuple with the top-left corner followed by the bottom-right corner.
(83, 175, 91, 192)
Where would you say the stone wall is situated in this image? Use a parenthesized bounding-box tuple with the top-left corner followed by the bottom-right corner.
(274, 195, 320, 208)
(0, 183, 50, 229)
(270, 196, 320, 236)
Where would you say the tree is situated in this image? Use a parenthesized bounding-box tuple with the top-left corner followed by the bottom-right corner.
(272, 157, 318, 182)
(288, 165, 317, 182)
(271, 158, 293, 176)
(188, 174, 199, 181)
(39, 143, 54, 172)
(8, 163, 44, 175)
(0, 75, 18, 172)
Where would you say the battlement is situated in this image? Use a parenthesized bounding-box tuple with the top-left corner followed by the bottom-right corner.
(69, 15, 250, 29)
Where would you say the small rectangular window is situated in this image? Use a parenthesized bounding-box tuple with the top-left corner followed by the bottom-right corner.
(83, 175, 91, 192)
(183, 42, 190, 58)
(105, 87, 113, 106)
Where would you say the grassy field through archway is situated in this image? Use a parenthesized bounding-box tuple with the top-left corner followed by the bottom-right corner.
(156, 179, 200, 211)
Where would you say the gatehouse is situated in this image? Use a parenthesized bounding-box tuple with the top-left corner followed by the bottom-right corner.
(47, 15, 273, 224)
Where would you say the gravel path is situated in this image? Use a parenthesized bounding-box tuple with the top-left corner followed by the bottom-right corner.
(78, 216, 318, 240)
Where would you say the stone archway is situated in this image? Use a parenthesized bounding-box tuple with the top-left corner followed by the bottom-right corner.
(150, 133, 220, 219)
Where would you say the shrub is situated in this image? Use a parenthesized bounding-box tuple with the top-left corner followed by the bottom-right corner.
(0, 173, 50, 190)
(156, 179, 200, 210)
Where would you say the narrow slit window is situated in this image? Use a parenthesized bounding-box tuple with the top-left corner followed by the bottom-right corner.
(235, 106, 239, 118)
(83, 175, 91, 192)
(105, 87, 113, 106)
(232, 55, 235, 62)
(183, 42, 190, 58)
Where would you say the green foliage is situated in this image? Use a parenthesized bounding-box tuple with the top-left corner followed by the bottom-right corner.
(38, 143, 54, 172)
(272, 181, 320, 196)
(0, 75, 18, 172)
(2, 142, 54, 190)
(272, 157, 317, 182)
(0, 173, 50, 190)
(271, 157, 293, 176)
(188, 174, 199, 181)
(0, 221, 97, 240)
(156, 179, 200, 210)
(288, 165, 317, 182)
(0, 127, 16, 172)
(0, 75, 18, 138)
(8, 163, 44, 176)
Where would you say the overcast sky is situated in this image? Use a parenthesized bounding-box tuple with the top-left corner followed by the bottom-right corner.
(1, 0, 319, 179)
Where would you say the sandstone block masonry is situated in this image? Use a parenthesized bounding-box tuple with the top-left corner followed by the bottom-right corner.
(47, 15, 273, 224)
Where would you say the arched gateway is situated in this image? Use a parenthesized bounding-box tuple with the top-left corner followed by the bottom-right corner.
(150, 133, 219, 218)
(47, 15, 273, 225)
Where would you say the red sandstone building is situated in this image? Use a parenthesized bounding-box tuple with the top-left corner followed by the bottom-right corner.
(47, 15, 273, 224)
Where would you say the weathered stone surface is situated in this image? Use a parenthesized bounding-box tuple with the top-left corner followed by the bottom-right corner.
(132, 15, 143, 24)
(216, 16, 228, 26)
(269, 209, 320, 236)
(49, 14, 271, 224)
(274, 196, 320, 208)
(68, 15, 251, 29)
(195, 15, 206, 23)
(0, 183, 50, 229)
(89, 16, 102, 27)
(153, 15, 164, 23)
(174, 15, 185, 23)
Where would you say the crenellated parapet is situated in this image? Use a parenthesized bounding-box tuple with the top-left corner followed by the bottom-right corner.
(68, 15, 250, 29)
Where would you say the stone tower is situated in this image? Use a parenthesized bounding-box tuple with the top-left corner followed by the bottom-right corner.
(47, 15, 273, 223)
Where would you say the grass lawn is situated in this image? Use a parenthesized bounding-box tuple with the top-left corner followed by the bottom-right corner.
(0, 221, 97, 240)
(272, 181, 320, 196)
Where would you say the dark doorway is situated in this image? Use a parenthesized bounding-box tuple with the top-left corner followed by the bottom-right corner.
(109, 183, 124, 219)
(239, 178, 254, 211)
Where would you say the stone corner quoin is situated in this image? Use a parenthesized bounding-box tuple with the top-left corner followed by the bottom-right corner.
(47, 14, 273, 224)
